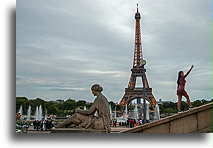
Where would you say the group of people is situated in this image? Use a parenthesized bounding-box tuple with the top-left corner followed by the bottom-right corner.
(33, 120, 54, 131)
(112, 118, 150, 128)
(126, 118, 138, 128)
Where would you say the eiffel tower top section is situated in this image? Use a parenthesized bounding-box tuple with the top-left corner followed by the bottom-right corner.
(133, 4, 143, 68)
(135, 3, 141, 19)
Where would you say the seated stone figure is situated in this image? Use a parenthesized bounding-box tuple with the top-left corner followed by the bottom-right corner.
(57, 84, 111, 133)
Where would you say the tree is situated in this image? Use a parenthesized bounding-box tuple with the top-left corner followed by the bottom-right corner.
(47, 104, 58, 115)
(76, 100, 86, 107)
(62, 99, 76, 110)
(16, 97, 29, 114)
(56, 103, 64, 110)
(44, 101, 55, 111)
(29, 98, 45, 115)
(109, 101, 116, 110)
(116, 104, 121, 111)
(64, 110, 74, 116)
(85, 102, 92, 109)
(180, 101, 188, 111)
(164, 108, 174, 114)
(192, 100, 202, 107)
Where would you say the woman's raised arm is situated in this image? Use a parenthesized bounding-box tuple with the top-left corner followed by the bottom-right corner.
(184, 65, 194, 78)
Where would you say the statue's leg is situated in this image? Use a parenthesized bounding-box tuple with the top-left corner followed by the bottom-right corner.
(58, 113, 94, 128)
(58, 113, 82, 128)
(67, 114, 94, 129)
(66, 114, 82, 128)
(57, 117, 74, 128)
(80, 115, 94, 129)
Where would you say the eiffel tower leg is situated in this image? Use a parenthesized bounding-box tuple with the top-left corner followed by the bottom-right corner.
(147, 94, 157, 108)
(141, 70, 147, 123)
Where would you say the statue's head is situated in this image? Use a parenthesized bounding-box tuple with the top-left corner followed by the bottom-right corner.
(91, 84, 103, 96)
(16, 112, 21, 121)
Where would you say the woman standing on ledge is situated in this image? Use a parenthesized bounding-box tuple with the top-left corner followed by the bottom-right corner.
(177, 65, 194, 113)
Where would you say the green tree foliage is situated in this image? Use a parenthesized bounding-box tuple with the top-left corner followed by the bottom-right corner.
(164, 108, 174, 114)
(76, 100, 86, 107)
(116, 104, 121, 111)
(29, 98, 45, 115)
(62, 99, 76, 110)
(128, 104, 135, 111)
(44, 101, 55, 111)
(47, 104, 58, 115)
(192, 100, 202, 107)
(16, 97, 29, 114)
(16, 96, 212, 117)
(109, 101, 116, 110)
(56, 103, 64, 110)
(85, 102, 92, 109)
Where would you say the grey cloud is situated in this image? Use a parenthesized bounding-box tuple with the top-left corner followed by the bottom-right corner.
(16, 0, 212, 102)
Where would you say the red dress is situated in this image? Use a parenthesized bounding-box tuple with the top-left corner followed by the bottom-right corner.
(177, 76, 187, 96)
(177, 69, 192, 96)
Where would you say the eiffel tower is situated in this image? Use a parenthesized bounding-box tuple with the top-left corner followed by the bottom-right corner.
(120, 4, 157, 108)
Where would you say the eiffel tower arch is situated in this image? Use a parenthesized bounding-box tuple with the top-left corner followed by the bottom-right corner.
(120, 4, 157, 108)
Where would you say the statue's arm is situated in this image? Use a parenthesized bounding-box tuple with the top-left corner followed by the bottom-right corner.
(76, 105, 96, 115)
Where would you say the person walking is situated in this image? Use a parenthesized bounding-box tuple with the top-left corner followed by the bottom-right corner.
(40, 120, 43, 131)
(33, 120, 36, 130)
(177, 65, 194, 113)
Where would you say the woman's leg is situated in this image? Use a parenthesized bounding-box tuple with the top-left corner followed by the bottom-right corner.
(183, 92, 192, 108)
(177, 95, 182, 111)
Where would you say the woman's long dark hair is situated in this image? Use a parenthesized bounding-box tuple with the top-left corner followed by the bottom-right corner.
(177, 71, 183, 86)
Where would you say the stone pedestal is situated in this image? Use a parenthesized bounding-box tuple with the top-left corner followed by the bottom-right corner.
(50, 128, 108, 133)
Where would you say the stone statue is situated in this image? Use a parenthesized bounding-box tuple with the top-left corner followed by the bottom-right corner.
(58, 84, 111, 133)
(16, 112, 21, 121)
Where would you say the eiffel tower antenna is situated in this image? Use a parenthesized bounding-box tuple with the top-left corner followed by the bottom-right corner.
(137, 3, 139, 13)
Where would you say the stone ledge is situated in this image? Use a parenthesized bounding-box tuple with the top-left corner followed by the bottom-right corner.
(50, 128, 108, 133)
(121, 103, 212, 133)
(195, 127, 213, 133)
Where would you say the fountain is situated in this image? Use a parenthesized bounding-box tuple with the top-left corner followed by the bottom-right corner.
(44, 109, 48, 120)
(109, 104, 112, 119)
(114, 107, 117, 119)
(18, 105, 24, 120)
(84, 106, 87, 110)
(38, 105, 42, 120)
(34, 105, 43, 120)
(34, 106, 39, 120)
(26, 105, 31, 121)
(154, 104, 160, 120)
(124, 104, 128, 119)
(18, 105, 23, 115)
(146, 104, 150, 121)
(156, 104, 160, 120)
(133, 104, 139, 119)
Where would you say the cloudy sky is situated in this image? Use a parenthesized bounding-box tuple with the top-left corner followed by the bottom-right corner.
(16, 0, 212, 103)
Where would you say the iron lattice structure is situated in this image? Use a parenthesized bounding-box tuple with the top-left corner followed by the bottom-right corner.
(120, 5, 157, 107)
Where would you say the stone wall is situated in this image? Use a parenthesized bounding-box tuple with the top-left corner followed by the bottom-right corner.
(121, 103, 212, 133)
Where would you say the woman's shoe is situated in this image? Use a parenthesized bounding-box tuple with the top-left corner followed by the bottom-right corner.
(178, 110, 183, 113)
(189, 106, 194, 110)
